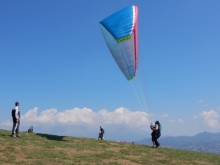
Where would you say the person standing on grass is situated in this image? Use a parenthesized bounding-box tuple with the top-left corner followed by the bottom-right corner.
(99, 126, 105, 140)
(11, 101, 21, 137)
(150, 120, 161, 148)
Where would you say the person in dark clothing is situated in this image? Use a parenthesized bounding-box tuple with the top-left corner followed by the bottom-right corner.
(150, 120, 161, 148)
(28, 126, 34, 133)
(98, 126, 105, 140)
(11, 101, 21, 137)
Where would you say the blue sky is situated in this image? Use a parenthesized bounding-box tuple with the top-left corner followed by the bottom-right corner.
(1, 0, 220, 141)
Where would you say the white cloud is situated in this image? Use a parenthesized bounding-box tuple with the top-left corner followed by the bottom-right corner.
(20, 107, 150, 128)
(0, 120, 12, 126)
(14, 107, 151, 140)
(178, 119, 183, 123)
(196, 100, 204, 104)
(168, 119, 183, 123)
(0, 107, 152, 141)
(193, 115, 198, 118)
(161, 114, 168, 118)
(199, 110, 220, 128)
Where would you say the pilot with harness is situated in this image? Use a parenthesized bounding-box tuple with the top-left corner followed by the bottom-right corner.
(150, 120, 162, 148)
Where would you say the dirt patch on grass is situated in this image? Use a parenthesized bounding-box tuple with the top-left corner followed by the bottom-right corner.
(53, 146, 103, 155)
(194, 160, 212, 165)
(103, 158, 141, 165)
(107, 146, 123, 152)
(0, 146, 6, 150)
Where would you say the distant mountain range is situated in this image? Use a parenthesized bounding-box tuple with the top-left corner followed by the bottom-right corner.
(135, 131, 220, 154)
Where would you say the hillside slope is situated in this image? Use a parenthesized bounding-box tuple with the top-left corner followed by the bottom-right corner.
(0, 129, 220, 165)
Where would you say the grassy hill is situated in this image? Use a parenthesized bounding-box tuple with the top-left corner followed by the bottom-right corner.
(0, 129, 220, 165)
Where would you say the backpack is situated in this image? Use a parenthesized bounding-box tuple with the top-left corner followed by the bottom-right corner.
(158, 123, 162, 133)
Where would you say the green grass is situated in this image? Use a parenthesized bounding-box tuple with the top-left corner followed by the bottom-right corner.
(0, 129, 220, 165)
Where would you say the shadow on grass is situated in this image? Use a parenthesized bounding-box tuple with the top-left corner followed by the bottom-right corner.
(0, 134, 11, 137)
(36, 133, 68, 141)
(139, 144, 154, 148)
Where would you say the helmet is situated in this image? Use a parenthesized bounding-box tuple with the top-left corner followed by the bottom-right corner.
(155, 120, 159, 124)
(15, 101, 19, 106)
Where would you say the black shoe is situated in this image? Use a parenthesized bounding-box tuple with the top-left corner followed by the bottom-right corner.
(156, 144, 160, 148)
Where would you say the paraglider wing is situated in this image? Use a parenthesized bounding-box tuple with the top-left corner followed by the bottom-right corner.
(99, 6, 138, 80)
